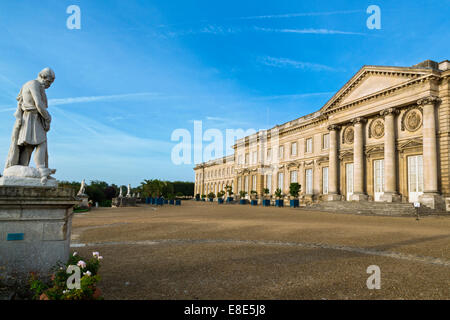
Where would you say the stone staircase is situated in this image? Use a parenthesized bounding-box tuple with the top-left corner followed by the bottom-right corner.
(304, 200, 438, 217)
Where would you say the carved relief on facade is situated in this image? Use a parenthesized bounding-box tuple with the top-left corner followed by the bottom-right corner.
(401, 107, 423, 132)
(368, 118, 385, 139)
(342, 126, 354, 144)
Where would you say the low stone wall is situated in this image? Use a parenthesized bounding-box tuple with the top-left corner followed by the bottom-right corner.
(0, 186, 78, 286)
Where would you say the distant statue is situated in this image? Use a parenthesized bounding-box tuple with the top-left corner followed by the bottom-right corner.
(77, 179, 87, 197)
(126, 184, 131, 198)
(137, 193, 140, 198)
(118, 186, 123, 198)
(2, 68, 56, 185)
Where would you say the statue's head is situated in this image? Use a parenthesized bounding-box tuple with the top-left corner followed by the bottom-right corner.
(38, 67, 55, 89)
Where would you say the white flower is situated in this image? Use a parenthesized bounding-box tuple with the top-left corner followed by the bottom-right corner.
(98, 256, 103, 260)
(77, 260, 86, 268)
(92, 251, 100, 258)
(83, 271, 92, 276)
(63, 290, 68, 294)
(73, 252, 78, 256)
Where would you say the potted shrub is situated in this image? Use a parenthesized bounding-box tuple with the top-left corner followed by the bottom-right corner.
(239, 191, 247, 204)
(225, 185, 234, 203)
(289, 183, 301, 208)
(275, 188, 283, 207)
(262, 188, 271, 207)
(250, 190, 258, 206)
(195, 194, 200, 201)
(208, 192, 215, 202)
(201, 194, 206, 202)
(217, 191, 225, 204)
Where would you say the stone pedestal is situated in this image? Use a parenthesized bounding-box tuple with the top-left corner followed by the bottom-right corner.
(350, 193, 368, 201)
(112, 197, 137, 207)
(380, 192, 402, 203)
(76, 195, 89, 209)
(0, 186, 77, 286)
(326, 194, 342, 201)
(419, 193, 445, 210)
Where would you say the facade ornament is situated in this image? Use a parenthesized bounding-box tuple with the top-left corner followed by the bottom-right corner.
(369, 118, 385, 139)
(417, 95, 441, 106)
(401, 107, 423, 132)
(342, 126, 355, 144)
(327, 124, 341, 131)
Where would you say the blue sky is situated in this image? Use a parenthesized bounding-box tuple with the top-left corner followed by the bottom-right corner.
(0, 0, 448, 187)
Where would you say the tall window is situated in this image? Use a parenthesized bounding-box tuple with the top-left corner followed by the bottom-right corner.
(306, 169, 313, 194)
(279, 145, 284, 159)
(252, 175, 257, 191)
(238, 155, 243, 165)
(290, 170, 298, 183)
(252, 151, 257, 164)
(245, 153, 249, 165)
(323, 134, 330, 149)
(244, 176, 249, 193)
(322, 167, 329, 194)
(238, 177, 242, 192)
(278, 172, 284, 190)
(306, 138, 313, 153)
(267, 148, 272, 161)
(291, 142, 297, 156)
(266, 174, 272, 194)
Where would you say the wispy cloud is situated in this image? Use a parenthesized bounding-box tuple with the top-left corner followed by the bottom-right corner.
(254, 26, 365, 35)
(234, 10, 362, 20)
(0, 107, 16, 113)
(48, 92, 162, 106)
(259, 56, 342, 72)
(255, 92, 335, 101)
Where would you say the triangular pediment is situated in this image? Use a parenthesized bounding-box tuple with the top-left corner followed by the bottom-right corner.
(321, 66, 432, 113)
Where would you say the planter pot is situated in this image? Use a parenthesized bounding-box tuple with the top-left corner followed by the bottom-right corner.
(169, 199, 175, 205)
(196, 198, 200, 201)
(157, 198, 164, 206)
(164, 199, 169, 204)
(218, 198, 224, 204)
(202, 198, 206, 201)
(290, 199, 299, 208)
(226, 197, 233, 203)
(209, 198, 214, 202)
(239, 199, 247, 205)
(263, 199, 271, 206)
(175, 199, 181, 206)
(275, 199, 284, 207)
(251, 200, 258, 206)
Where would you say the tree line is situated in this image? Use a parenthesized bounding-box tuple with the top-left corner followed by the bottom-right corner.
(59, 179, 194, 206)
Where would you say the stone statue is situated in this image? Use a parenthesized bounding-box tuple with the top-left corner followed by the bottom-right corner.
(126, 184, 131, 198)
(77, 179, 87, 197)
(118, 186, 123, 198)
(1, 68, 56, 186)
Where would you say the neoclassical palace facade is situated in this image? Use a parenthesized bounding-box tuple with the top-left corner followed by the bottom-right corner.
(194, 60, 450, 210)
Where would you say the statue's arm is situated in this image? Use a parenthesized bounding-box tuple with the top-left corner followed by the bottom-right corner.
(29, 82, 51, 130)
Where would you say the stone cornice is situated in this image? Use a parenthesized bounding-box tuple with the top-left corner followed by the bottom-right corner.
(380, 107, 399, 117)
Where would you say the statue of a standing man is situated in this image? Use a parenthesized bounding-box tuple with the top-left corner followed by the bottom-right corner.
(5, 68, 55, 174)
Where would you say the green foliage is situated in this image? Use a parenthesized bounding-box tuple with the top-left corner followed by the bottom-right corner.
(217, 191, 225, 198)
(289, 183, 301, 197)
(29, 251, 103, 300)
(207, 192, 215, 199)
(263, 188, 270, 195)
(195, 194, 200, 200)
(274, 188, 283, 198)
(140, 179, 194, 198)
(201, 194, 206, 199)
(239, 190, 247, 198)
(225, 185, 233, 195)
(250, 190, 257, 195)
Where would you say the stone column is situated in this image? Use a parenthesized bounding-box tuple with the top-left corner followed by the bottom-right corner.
(351, 117, 368, 201)
(418, 96, 444, 209)
(380, 108, 401, 202)
(327, 125, 341, 201)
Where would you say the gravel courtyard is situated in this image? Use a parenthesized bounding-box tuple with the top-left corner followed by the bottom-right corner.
(71, 202, 450, 300)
